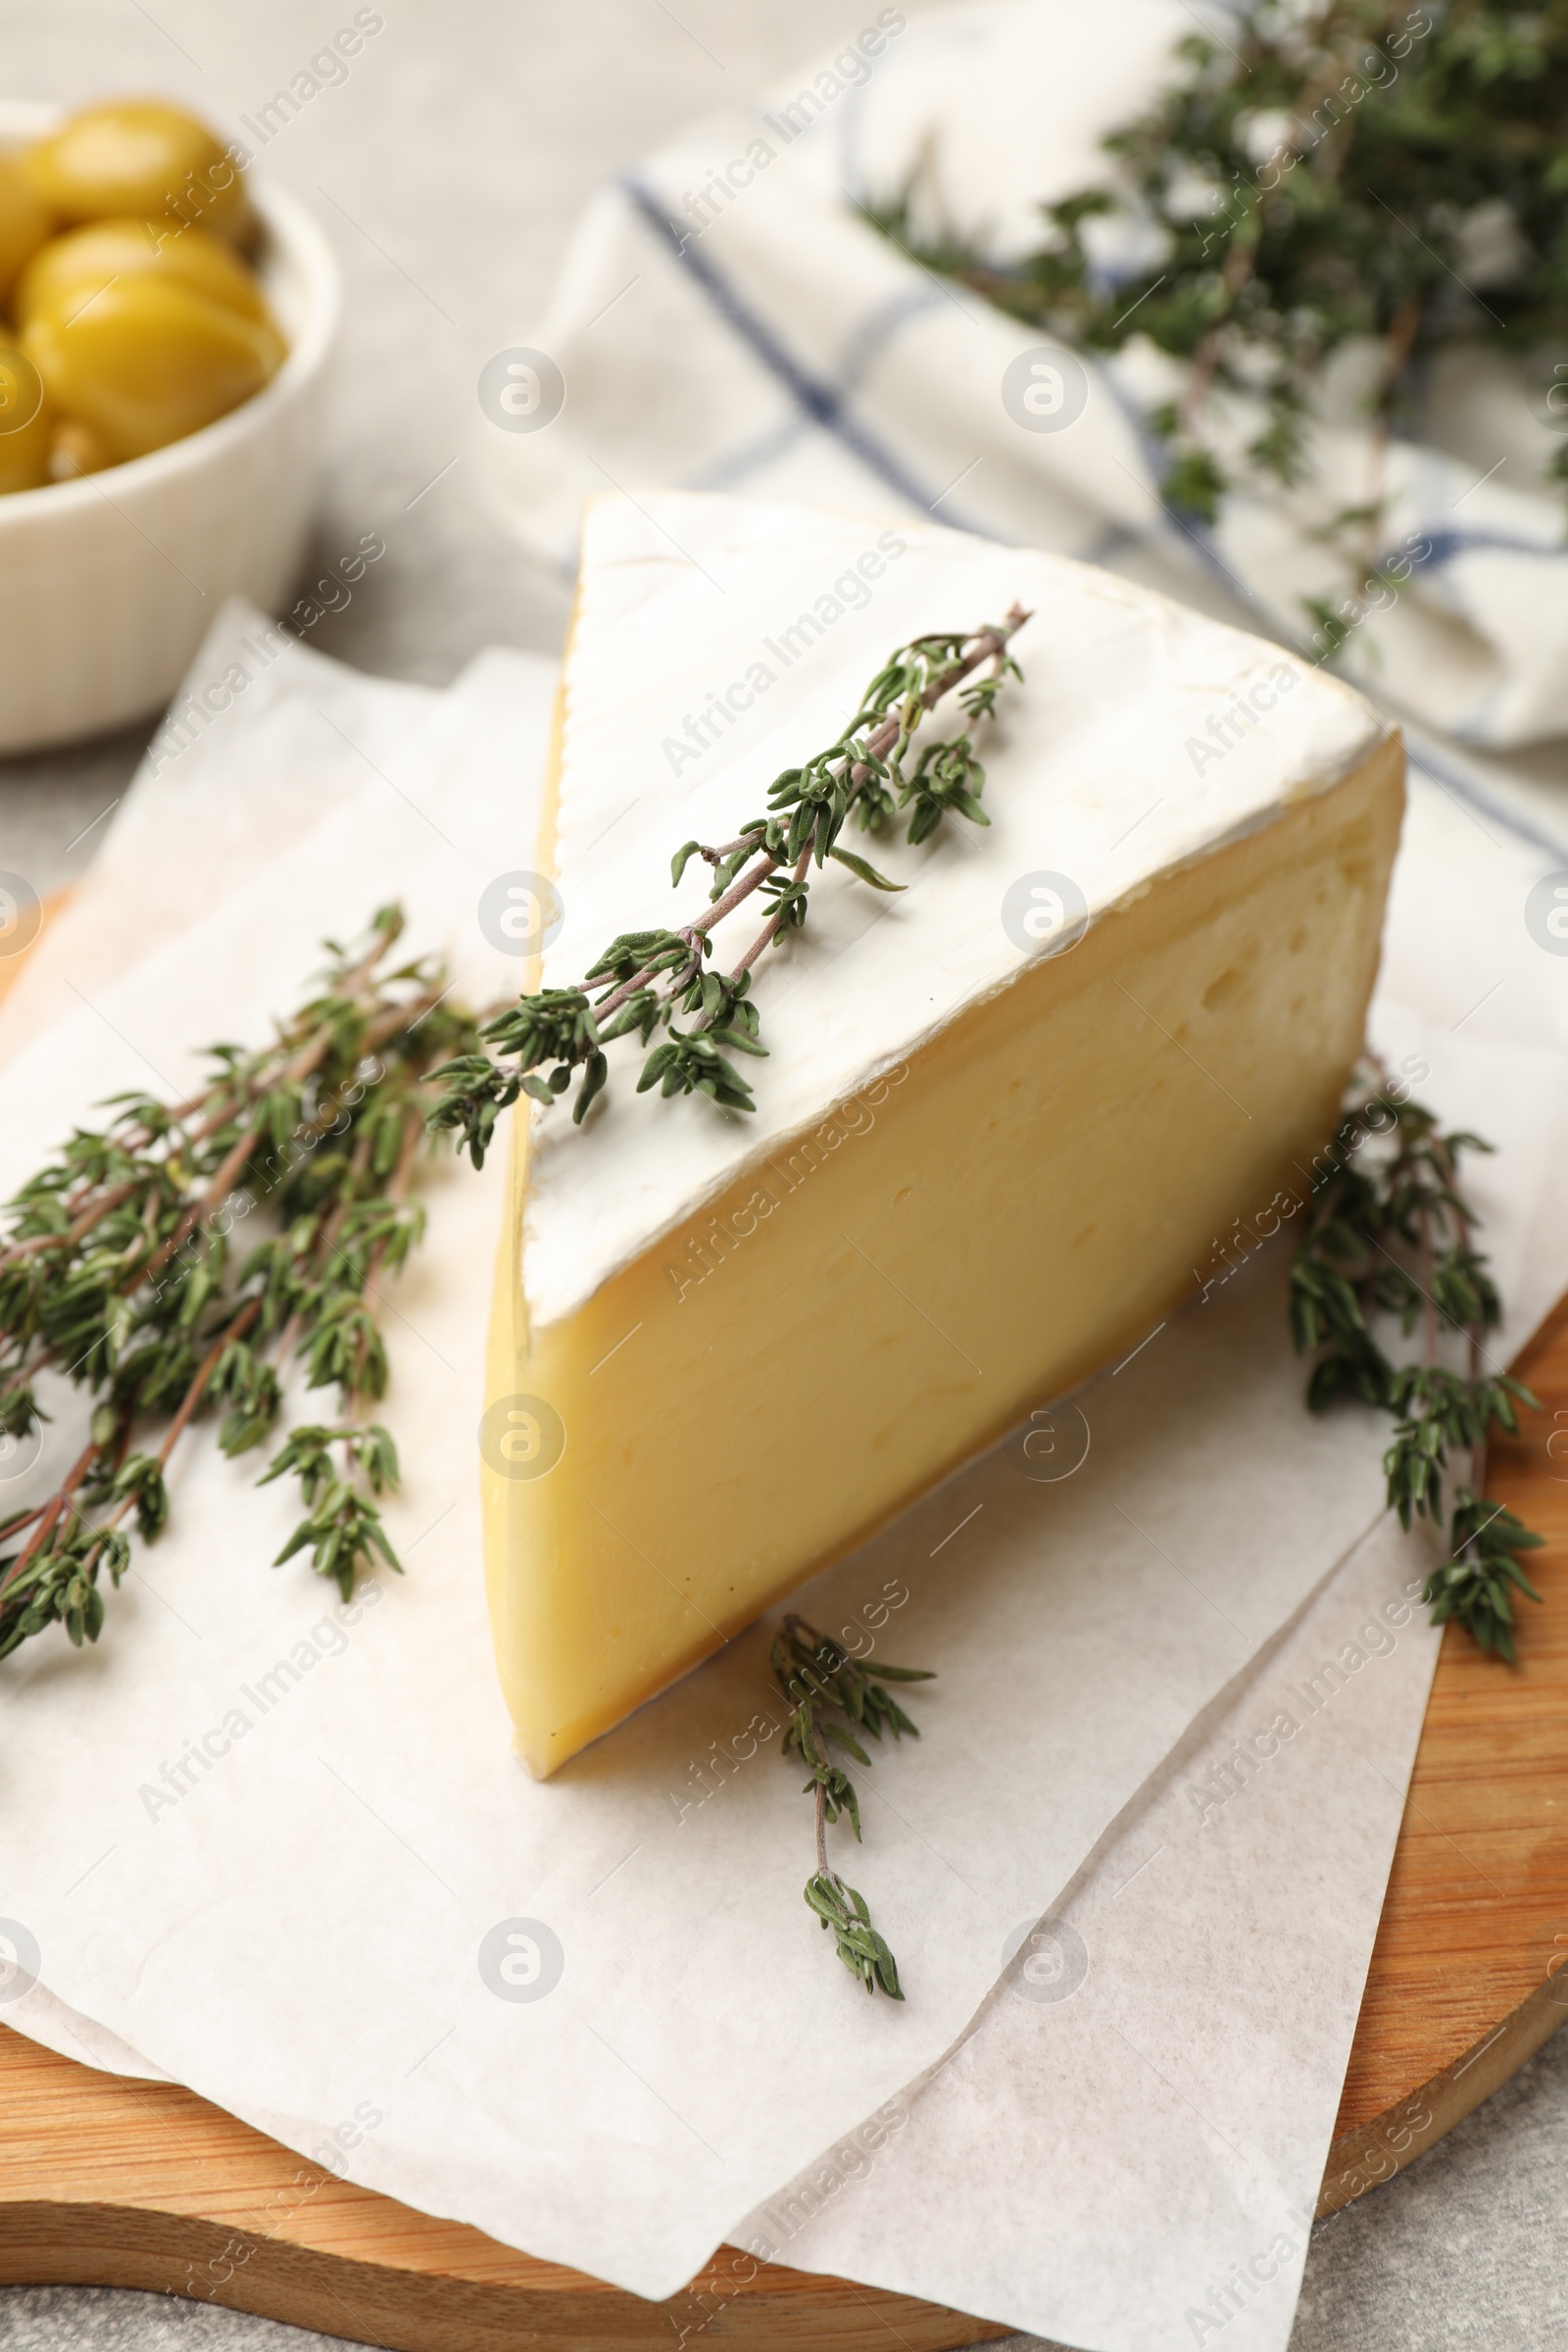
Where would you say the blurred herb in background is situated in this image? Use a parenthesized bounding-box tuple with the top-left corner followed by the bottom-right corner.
(867, 0, 1568, 617)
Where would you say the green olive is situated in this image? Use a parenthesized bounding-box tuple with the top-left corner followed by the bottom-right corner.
(22, 100, 255, 246)
(23, 277, 285, 462)
(0, 151, 51, 302)
(16, 219, 274, 335)
(0, 345, 50, 493)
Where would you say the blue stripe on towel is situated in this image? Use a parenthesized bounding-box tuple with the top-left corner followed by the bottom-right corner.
(689, 284, 952, 497)
(621, 175, 993, 530)
(1412, 526, 1568, 568)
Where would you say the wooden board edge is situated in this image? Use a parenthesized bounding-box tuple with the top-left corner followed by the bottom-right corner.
(1318, 1969, 1568, 2217)
(0, 2199, 1013, 2352)
(10, 1985, 1566, 2352)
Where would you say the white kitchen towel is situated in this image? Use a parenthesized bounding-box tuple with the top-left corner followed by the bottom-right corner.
(483, 0, 1568, 751)
(4, 609, 1567, 2340)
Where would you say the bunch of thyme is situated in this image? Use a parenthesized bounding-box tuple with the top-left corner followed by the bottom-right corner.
(867, 1, 1568, 619)
(432, 611, 1028, 1162)
(770, 1614, 935, 1998)
(0, 908, 479, 1667)
(1290, 1069, 1544, 1657)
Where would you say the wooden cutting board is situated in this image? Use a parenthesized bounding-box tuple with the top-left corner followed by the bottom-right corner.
(1, 906, 1565, 2348)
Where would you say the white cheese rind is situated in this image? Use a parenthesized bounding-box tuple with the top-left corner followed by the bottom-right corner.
(527, 494, 1384, 1329)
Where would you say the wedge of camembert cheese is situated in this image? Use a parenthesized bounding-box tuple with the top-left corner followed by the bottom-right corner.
(484, 492, 1402, 1777)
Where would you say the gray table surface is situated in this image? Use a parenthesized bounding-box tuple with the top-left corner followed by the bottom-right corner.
(2, 5, 1564, 2347)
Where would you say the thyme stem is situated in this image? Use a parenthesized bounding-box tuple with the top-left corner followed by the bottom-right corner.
(772, 1614, 935, 2000)
(1289, 1065, 1544, 1658)
(433, 607, 1030, 1157)
(0, 908, 483, 1669)
(0, 1436, 98, 1606)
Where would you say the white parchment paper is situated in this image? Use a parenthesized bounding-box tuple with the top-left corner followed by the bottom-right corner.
(3, 613, 1566, 2341)
(745, 1512, 1441, 2352)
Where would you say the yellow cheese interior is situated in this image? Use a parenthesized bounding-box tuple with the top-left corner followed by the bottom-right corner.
(484, 735, 1404, 1777)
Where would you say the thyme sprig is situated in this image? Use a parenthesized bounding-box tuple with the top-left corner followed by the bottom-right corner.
(866, 2, 1568, 616)
(0, 908, 480, 1668)
(432, 611, 1029, 1164)
(1290, 1070, 1544, 1658)
(771, 1613, 935, 1999)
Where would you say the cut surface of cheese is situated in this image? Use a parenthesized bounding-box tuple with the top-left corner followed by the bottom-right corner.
(485, 493, 1402, 1778)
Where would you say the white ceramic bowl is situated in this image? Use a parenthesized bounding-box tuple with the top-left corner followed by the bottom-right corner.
(0, 102, 340, 756)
